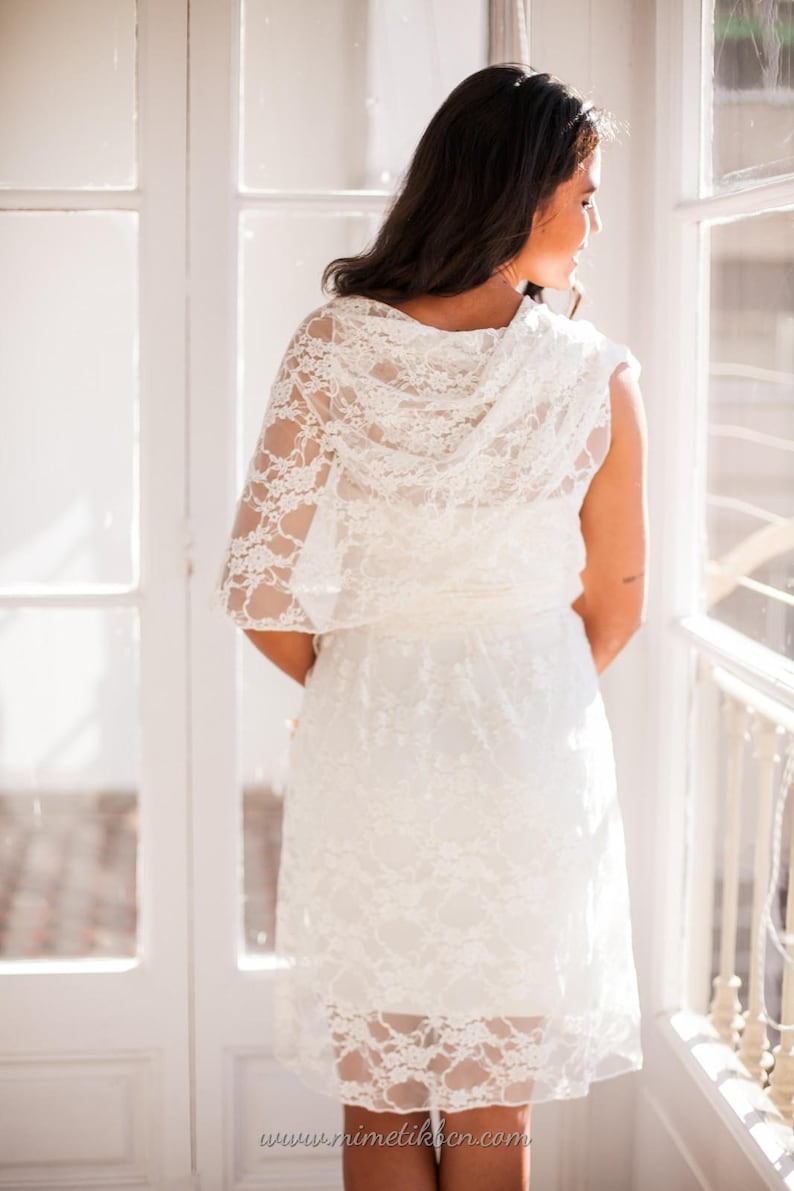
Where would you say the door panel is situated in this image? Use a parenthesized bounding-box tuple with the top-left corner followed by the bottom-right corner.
(0, 2, 192, 1186)
(192, 1, 486, 1185)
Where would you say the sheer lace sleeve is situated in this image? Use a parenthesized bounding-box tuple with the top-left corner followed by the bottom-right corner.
(579, 337, 642, 481)
(210, 307, 338, 633)
(605, 341, 641, 386)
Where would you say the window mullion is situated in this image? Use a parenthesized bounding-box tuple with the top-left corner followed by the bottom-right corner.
(675, 176, 794, 222)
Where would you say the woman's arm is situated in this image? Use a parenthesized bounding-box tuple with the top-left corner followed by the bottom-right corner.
(242, 628, 316, 686)
(571, 361, 649, 675)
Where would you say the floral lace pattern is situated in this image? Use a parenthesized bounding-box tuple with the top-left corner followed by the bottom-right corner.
(212, 293, 644, 1111)
(211, 293, 641, 635)
(273, 604, 643, 1110)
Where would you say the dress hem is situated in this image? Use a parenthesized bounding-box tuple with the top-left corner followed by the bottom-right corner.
(272, 1049, 644, 1115)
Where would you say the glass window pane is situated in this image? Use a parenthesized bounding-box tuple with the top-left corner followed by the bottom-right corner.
(711, 0, 794, 187)
(704, 212, 794, 657)
(0, 0, 137, 190)
(240, 647, 301, 957)
(0, 607, 139, 962)
(239, 0, 486, 192)
(705, 684, 789, 1049)
(0, 212, 138, 589)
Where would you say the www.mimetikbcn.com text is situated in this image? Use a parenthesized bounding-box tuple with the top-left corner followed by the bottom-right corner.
(260, 1118, 532, 1148)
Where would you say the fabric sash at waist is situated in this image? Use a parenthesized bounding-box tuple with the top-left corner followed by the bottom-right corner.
(356, 583, 580, 633)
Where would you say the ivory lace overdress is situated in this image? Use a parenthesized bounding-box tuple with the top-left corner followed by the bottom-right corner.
(212, 292, 644, 1112)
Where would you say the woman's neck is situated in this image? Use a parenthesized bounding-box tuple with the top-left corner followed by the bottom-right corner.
(389, 274, 527, 332)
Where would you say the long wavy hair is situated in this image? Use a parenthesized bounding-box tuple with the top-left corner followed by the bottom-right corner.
(322, 64, 619, 319)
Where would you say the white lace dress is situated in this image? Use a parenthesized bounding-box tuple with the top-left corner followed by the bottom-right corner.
(212, 292, 644, 1113)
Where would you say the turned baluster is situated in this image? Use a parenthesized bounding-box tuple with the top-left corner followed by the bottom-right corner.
(709, 697, 749, 1047)
(763, 738, 794, 1121)
(738, 718, 779, 1084)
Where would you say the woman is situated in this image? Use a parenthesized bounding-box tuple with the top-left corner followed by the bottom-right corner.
(213, 63, 647, 1191)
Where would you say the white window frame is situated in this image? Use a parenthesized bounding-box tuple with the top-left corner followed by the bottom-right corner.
(644, 0, 794, 1183)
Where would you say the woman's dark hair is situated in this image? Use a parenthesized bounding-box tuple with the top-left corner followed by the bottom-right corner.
(322, 64, 619, 315)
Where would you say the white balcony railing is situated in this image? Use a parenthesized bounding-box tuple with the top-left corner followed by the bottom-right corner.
(705, 657, 794, 1122)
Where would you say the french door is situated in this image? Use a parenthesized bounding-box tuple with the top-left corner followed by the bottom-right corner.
(191, 3, 486, 1186)
(0, 2, 488, 1188)
(0, 1, 193, 1187)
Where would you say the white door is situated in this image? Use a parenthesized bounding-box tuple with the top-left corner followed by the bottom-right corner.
(190, 2, 489, 1186)
(0, 2, 195, 1187)
(4, 5, 617, 1190)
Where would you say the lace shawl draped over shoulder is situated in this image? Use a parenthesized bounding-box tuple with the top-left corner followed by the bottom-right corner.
(211, 294, 641, 634)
